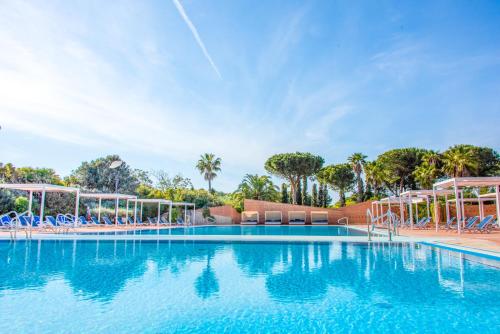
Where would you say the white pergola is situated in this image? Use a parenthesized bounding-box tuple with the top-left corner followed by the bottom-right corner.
(172, 202, 196, 225)
(446, 197, 492, 222)
(0, 183, 80, 227)
(401, 189, 458, 230)
(373, 196, 424, 226)
(433, 177, 500, 234)
(80, 193, 137, 224)
(132, 199, 173, 228)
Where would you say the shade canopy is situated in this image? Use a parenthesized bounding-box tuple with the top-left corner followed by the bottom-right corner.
(80, 193, 137, 200)
(434, 177, 500, 190)
(0, 183, 78, 193)
(432, 177, 500, 234)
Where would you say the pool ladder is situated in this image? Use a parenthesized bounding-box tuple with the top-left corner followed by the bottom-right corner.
(366, 209, 393, 242)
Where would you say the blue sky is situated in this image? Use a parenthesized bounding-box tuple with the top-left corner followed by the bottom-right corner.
(0, 0, 499, 192)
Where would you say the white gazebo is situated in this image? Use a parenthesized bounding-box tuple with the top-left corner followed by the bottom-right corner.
(172, 202, 196, 225)
(0, 183, 80, 227)
(80, 193, 137, 224)
(132, 199, 173, 228)
(375, 196, 424, 227)
(401, 189, 458, 230)
(433, 177, 500, 234)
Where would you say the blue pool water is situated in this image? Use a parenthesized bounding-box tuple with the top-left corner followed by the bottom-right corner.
(0, 240, 498, 333)
(84, 225, 368, 236)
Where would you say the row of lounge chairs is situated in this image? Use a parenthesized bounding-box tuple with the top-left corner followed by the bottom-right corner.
(241, 211, 329, 225)
(378, 213, 497, 233)
(0, 211, 187, 235)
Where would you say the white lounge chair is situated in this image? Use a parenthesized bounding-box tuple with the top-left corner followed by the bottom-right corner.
(288, 211, 306, 225)
(264, 211, 282, 225)
(311, 211, 328, 225)
(241, 211, 259, 225)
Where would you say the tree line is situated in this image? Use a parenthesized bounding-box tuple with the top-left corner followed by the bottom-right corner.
(231, 144, 499, 209)
(1, 144, 498, 215)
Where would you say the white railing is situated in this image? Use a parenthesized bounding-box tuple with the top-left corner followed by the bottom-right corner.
(337, 217, 349, 225)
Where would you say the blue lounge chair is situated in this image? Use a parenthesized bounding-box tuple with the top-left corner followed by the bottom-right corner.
(443, 217, 456, 230)
(416, 217, 431, 229)
(79, 216, 90, 226)
(40, 216, 58, 231)
(463, 216, 479, 230)
(117, 217, 127, 225)
(55, 214, 75, 231)
(0, 212, 17, 229)
(91, 216, 101, 225)
(148, 217, 159, 225)
(102, 216, 114, 225)
(469, 215, 496, 233)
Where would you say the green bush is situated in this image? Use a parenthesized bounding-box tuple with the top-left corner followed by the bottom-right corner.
(14, 196, 29, 213)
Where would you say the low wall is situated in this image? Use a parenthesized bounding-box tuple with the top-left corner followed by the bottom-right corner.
(335, 201, 374, 225)
(208, 200, 498, 226)
(243, 199, 343, 224)
(209, 205, 240, 224)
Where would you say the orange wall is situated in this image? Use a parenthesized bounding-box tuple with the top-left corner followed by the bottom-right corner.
(209, 205, 241, 223)
(243, 199, 340, 224)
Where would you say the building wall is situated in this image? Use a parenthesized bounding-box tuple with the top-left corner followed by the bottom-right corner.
(209, 200, 498, 226)
(243, 199, 336, 224)
(209, 205, 241, 224)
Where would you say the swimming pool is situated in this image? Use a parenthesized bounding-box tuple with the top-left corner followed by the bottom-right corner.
(0, 240, 498, 333)
(82, 225, 368, 236)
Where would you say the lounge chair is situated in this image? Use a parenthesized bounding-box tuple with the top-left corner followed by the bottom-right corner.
(241, 211, 259, 225)
(148, 217, 160, 225)
(91, 216, 101, 225)
(102, 216, 114, 225)
(129, 216, 147, 226)
(117, 216, 127, 226)
(443, 217, 456, 230)
(38, 215, 58, 232)
(56, 214, 75, 231)
(265, 211, 282, 225)
(288, 211, 306, 225)
(311, 212, 329, 225)
(160, 217, 170, 225)
(468, 215, 495, 233)
(415, 217, 431, 229)
(461, 216, 479, 231)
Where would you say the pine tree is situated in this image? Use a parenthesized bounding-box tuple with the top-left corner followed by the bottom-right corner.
(323, 184, 330, 207)
(318, 183, 324, 208)
(296, 179, 303, 205)
(281, 183, 289, 203)
(312, 183, 318, 207)
(302, 175, 310, 205)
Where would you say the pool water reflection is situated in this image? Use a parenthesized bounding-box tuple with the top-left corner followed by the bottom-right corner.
(0, 240, 498, 333)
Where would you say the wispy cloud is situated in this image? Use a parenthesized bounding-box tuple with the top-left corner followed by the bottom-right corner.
(172, 0, 221, 78)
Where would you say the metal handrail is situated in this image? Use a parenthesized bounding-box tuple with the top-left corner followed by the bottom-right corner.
(337, 217, 349, 225)
(366, 208, 393, 242)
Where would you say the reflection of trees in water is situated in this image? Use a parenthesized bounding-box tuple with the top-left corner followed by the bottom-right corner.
(195, 253, 219, 299)
(1, 240, 497, 306)
(232, 242, 496, 304)
(232, 243, 287, 276)
(0, 240, 225, 302)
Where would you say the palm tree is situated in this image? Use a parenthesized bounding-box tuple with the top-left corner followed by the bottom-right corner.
(442, 146, 478, 177)
(196, 153, 221, 192)
(347, 153, 367, 202)
(237, 174, 279, 201)
(422, 150, 441, 167)
(364, 161, 384, 198)
(413, 163, 438, 189)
